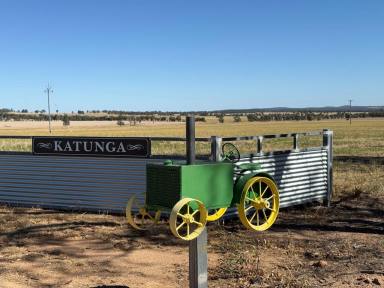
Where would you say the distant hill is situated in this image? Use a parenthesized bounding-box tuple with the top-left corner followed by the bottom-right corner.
(210, 106, 384, 113)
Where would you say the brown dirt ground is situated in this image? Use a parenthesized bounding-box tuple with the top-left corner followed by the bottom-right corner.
(0, 161, 383, 288)
(0, 196, 382, 288)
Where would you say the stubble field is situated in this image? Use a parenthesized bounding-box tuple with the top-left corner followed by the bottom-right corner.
(0, 118, 383, 287)
(1, 118, 383, 156)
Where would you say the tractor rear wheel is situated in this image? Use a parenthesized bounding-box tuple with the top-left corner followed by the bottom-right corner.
(238, 176, 279, 231)
(126, 195, 161, 230)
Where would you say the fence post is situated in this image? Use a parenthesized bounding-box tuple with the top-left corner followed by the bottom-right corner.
(293, 134, 299, 151)
(323, 129, 333, 207)
(210, 136, 222, 162)
(187, 116, 208, 288)
(187, 116, 195, 165)
(189, 228, 208, 288)
(257, 136, 263, 155)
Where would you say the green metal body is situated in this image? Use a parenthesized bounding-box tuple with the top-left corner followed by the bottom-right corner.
(146, 162, 234, 210)
(146, 160, 272, 211)
(231, 171, 275, 205)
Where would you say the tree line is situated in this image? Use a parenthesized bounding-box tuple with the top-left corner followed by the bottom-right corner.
(0, 112, 207, 123)
(244, 111, 384, 122)
(212, 110, 384, 122)
(1, 109, 383, 123)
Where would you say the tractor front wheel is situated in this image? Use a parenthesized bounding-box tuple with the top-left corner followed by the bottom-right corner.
(169, 198, 207, 240)
(207, 207, 227, 221)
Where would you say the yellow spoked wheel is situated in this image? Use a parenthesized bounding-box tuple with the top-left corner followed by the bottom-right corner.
(169, 198, 207, 241)
(207, 207, 227, 222)
(126, 195, 161, 230)
(238, 176, 279, 231)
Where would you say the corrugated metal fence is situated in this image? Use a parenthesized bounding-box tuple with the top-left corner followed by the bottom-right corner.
(0, 130, 333, 213)
(0, 154, 161, 212)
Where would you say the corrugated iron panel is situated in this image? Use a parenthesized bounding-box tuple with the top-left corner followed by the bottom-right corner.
(222, 148, 328, 218)
(236, 149, 328, 208)
(0, 154, 163, 213)
(0, 147, 329, 214)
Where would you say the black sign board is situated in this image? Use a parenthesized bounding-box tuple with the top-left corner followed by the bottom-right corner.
(32, 137, 151, 158)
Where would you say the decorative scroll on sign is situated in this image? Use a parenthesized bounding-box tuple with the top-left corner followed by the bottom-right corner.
(32, 137, 151, 157)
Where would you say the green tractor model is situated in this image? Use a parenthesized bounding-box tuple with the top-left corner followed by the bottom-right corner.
(126, 143, 280, 241)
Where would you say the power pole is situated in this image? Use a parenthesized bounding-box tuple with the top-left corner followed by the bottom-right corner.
(348, 99, 352, 125)
(44, 84, 53, 133)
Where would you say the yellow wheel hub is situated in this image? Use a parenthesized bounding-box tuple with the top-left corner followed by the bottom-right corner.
(238, 176, 280, 231)
(252, 199, 269, 210)
(184, 214, 194, 224)
(126, 195, 161, 230)
(169, 198, 207, 241)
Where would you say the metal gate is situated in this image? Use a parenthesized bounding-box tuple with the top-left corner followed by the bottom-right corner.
(215, 129, 333, 208)
(0, 130, 333, 213)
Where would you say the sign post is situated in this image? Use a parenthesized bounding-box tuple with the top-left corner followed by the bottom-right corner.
(186, 116, 208, 288)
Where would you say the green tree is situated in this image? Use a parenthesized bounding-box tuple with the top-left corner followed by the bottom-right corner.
(117, 113, 125, 126)
(233, 115, 241, 122)
(62, 114, 70, 126)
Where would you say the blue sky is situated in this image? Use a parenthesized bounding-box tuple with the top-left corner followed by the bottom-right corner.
(0, 0, 383, 112)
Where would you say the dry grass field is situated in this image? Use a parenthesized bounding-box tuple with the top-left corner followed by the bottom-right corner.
(0, 118, 383, 287)
(0, 118, 383, 156)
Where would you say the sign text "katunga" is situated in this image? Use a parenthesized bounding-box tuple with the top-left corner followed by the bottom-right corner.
(32, 137, 150, 158)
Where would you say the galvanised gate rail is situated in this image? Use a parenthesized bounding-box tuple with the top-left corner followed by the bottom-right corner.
(0, 130, 333, 213)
